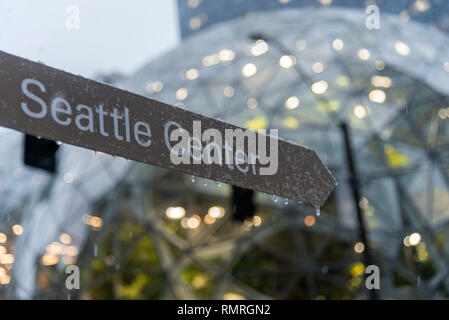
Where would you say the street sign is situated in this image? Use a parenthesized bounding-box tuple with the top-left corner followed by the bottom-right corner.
(0, 51, 336, 207)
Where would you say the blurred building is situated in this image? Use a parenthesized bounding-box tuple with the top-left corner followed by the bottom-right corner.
(1, 1, 449, 300)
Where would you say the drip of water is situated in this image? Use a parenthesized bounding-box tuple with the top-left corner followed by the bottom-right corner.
(272, 195, 278, 202)
(67, 294, 71, 300)
(203, 178, 207, 187)
(191, 176, 196, 183)
(56, 141, 62, 146)
(315, 206, 321, 216)
(283, 198, 289, 205)
(94, 244, 98, 257)
(216, 181, 221, 188)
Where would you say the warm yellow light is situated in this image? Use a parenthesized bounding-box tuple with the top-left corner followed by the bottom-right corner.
(245, 116, 268, 130)
(208, 206, 225, 218)
(59, 233, 71, 244)
(204, 215, 216, 225)
(375, 60, 385, 70)
(384, 144, 410, 168)
(187, 0, 200, 8)
(165, 207, 186, 220)
(90, 216, 102, 229)
(359, 197, 369, 210)
(354, 242, 365, 253)
(443, 61, 449, 73)
(0, 233, 7, 243)
(253, 215, 262, 227)
(357, 49, 371, 60)
(247, 97, 258, 109)
(400, 11, 410, 21)
(180, 218, 189, 229)
(285, 96, 300, 110)
(12, 224, 23, 236)
(0, 254, 14, 265)
(319, 0, 332, 5)
(250, 40, 269, 56)
(243, 219, 254, 228)
(219, 49, 235, 62)
(176, 88, 188, 101)
(312, 62, 324, 74)
(394, 41, 410, 56)
(46, 242, 63, 255)
(223, 292, 246, 300)
(186, 68, 199, 80)
(242, 63, 257, 77)
(283, 117, 299, 129)
(83, 214, 103, 229)
(350, 262, 365, 277)
(311, 80, 328, 94)
(414, 0, 430, 12)
(278, 0, 291, 3)
(41, 254, 58, 266)
(63, 172, 74, 183)
(304, 215, 316, 227)
(409, 232, 421, 246)
(332, 38, 344, 51)
(403, 235, 411, 247)
(354, 105, 367, 119)
(187, 215, 201, 229)
(296, 39, 306, 51)
(62, 255, 76, 265)
(279, 55, 295, 68)
(438, 108, 448, 119)
(224, 86, 235, 98)
(0, 267, 5, 276)
(369, 90, 386, 104)
(335, 75, 349, 87)
(371, 75, 392, 88)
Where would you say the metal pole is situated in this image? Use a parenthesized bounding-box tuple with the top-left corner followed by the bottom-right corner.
(340, 122, 378, 300)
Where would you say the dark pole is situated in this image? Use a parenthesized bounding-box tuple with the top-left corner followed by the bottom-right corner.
(340, 122, 378, 300)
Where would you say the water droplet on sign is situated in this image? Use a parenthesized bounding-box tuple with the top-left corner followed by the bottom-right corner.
(191, 176, 196, 183)
(272, 195, 278, 202)
(284, 198, 288, 205)
(94, 244, 98, 257)
(203, 179, 207, 187)
(216, 181, 221, 188)
(315, 206, 321, 216)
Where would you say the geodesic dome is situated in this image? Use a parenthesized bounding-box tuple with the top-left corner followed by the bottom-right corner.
(3, 7, 449, 299)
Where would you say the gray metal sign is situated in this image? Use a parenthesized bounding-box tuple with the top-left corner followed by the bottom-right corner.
(0, 51, 336, 207)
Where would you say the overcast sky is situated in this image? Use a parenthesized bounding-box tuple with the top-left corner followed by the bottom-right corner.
(0, 0, 180, 77)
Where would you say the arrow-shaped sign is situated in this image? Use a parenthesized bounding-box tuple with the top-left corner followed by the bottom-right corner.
(0, 51, 336, 207)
